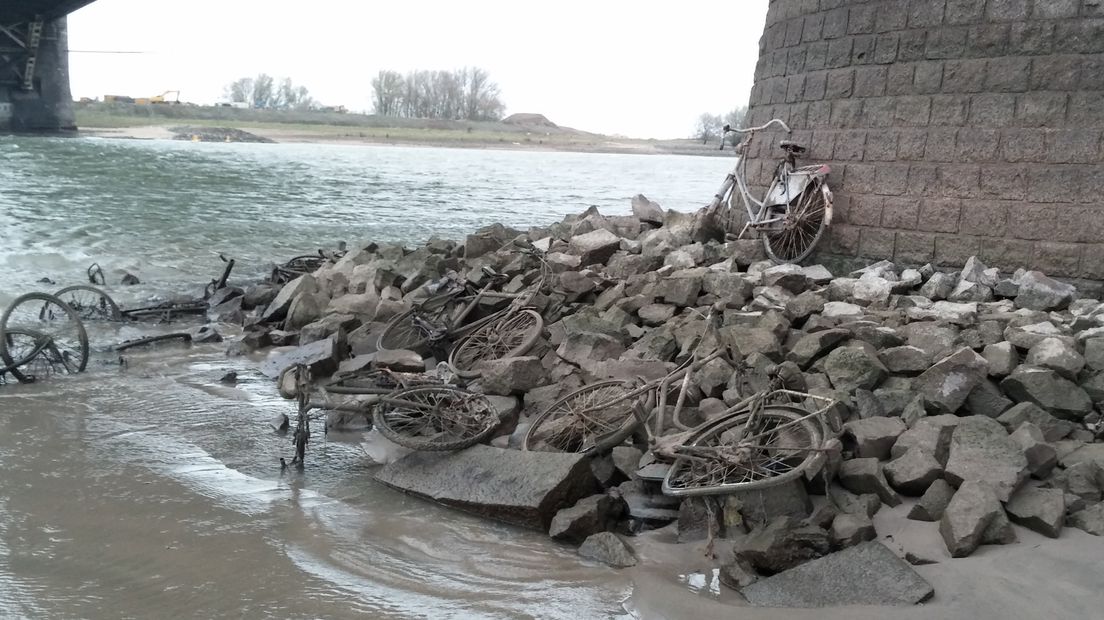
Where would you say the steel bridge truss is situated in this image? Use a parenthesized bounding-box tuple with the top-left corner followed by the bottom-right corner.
(0, 17, 46, 91)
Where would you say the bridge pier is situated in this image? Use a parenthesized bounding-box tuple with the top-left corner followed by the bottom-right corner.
(1, 16, 75, 133)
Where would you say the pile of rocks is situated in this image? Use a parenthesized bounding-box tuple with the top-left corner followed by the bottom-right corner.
(217, 194, 1104, 604)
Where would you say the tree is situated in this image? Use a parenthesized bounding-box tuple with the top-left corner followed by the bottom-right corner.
(724, 106, 748, 145)
(225, 77, 253, 104)
(371, 70, 404, 116)
(694, 113, 724, 144)
(370, 66, 506, 121)
(277, 78, 314, 110)
(251, 74, 276, 109)
(223, 75, 314, 109)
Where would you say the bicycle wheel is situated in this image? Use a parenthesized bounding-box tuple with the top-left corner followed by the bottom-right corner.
(523, 380, 638, 454)
(447, 309, 543, 379)
(1, 329, 58, 383)
(762, 177, 830, 264)
(0, 292, 89, 384)
(53, 285, 123, 321)
(373, 385, 500, 451)
(662, 406, 823, 496)
(376, 294, 455, 353)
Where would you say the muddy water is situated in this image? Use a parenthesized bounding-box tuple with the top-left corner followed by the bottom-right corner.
(0, 321, 632, 618)
(0, 136, 739, 618)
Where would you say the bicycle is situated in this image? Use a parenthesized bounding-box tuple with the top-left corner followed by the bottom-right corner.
(523, 306, 839, 495)
(706, 118, 833, 264)
(51, 255, 236, 323)
(270, 245, 346, 285)
(378, 243, 550, 379)
(285, 365, 501, 457)
(0, 293, 89, 384)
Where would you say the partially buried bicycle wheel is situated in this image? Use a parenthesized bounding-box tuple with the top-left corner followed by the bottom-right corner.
(376, 293, 455, 353)
(447, 309, 543, 379)
(762, 176, 831, 264)
(662, 405, 822, 496)
(373, 385, 500, 451)
(0, 292, 89, 384)
(52, 285, 123, 321)
(522, 380, 637, 454)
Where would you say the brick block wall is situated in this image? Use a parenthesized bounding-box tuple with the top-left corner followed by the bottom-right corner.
(743, 0, 1104, 279)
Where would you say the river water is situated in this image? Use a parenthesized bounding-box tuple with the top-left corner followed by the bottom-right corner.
(0, 136, 736, 618)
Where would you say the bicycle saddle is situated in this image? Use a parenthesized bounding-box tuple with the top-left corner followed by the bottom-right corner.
(779, 140, 806, 154)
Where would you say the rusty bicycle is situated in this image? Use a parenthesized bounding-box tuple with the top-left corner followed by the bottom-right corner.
(522, 306, 840, 495)
(707, 118, 834, 264)
(0, 292, 89, 384)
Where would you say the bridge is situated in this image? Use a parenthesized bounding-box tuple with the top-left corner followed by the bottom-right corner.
(1, 1, 97, 131)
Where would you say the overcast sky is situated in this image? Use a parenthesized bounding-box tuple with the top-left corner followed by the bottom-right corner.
(67, 1, 768, 139)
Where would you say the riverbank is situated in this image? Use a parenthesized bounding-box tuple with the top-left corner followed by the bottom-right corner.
(231, 196, 1104, 615)
(74, 102, 729, 156)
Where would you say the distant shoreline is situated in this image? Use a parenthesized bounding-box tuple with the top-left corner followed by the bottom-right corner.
(73, 103, 733, 157)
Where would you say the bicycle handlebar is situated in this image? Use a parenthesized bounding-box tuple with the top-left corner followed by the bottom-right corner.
(723, 118, 792, 135)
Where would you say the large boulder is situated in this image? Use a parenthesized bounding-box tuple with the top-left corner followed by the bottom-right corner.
(901, 322, 959, 360)
(655, 271, 704, 307)
(548, 493, 625, 543)
(577, 532, 637, 568)
(892, 414, 959, 464)
(1069, 502, 1104, 536)
(631, 194, 664, 224)
(1026, 337, 1085, 380)
(824, 345, 888, 393)
(878, 345, 931, 374)
(939, 480, 1003, 557)
(556, 332, 626, 368)
(912, 347, 989, 414)
(739, 542, 933, 607)
(478, 356, 546, 395)
(1008, 422, 1059, 479)
(720, 326, 783, 361)
(884, 449, 943, 496)
(829, 512, 877, 549)
(730, 479, 812, 526)
(1000, 366, 1094, 421)
(828, 485, 882, 518)
(568, 229, 622, 266)
(1005, 486, 1065, 538)
(905, 301, 978, 326)
(944, 416, 1028, 502)
(259, 334, 343, 378)
(787, 329, 850, 369)
(838, 458, 901, 507)
(996, 401, 1075, 442)
(842, 417, 907, 460)
(1015, 271, 1077, 311)
(733, 516, 831, 575)
(982, 341, 1018, 378)
(374, 445, 598, 530)
(908, 478, 956, 521)
(963, 380, 1014, 418)
(261, 274, 318, 322)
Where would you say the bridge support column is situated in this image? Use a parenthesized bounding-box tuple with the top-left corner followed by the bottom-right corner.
(1, 15, 75, 133)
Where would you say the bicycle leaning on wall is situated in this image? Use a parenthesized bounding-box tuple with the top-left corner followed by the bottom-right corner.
(706, 118, 834, 264)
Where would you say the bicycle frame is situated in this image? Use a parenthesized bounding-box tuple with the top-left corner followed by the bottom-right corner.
(709, 118, 832, 240)
(413, 250, 550, 342)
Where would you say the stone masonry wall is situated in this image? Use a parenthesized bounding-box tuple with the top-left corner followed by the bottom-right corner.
(742, 0, 1104, 280)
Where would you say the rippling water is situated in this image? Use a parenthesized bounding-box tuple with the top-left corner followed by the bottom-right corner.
(0, 136, 735, 618)
(0, 136, 732, 307)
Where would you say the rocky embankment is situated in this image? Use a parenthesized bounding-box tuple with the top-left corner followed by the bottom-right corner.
(210, 195, 1104, 608)
(170, 126, 274, 143)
